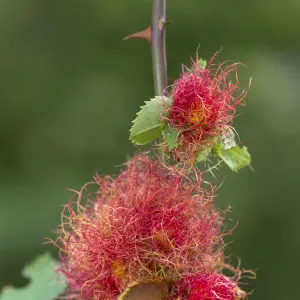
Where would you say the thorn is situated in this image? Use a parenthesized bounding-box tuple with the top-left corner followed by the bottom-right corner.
(123, 26, 152, 43)
(159, 19, 172, 30)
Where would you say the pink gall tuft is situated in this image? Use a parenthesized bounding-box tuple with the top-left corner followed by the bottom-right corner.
(54, 154, 227, 299)
(169, 54, 250, 149)
(171, 272, 247, 300)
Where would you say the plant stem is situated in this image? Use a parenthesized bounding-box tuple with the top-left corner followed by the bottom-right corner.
(151, 0, 168, 96)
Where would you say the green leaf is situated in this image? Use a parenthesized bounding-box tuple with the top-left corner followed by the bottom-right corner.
(0, 253, 66, 300)
(129, 97, 172, 145)
(162, 123, 181, 150)
(218, 145, 251, 172)
(196, 146, 212, 163)
(197, 58, 207, 69)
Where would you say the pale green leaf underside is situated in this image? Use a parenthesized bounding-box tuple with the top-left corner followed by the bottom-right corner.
(218, 145, 251, 172)
(130, 97, 171, 145)
(0, 253, 66, 300)
(162, 123, 181, 150)
(196, 146, 212, 162)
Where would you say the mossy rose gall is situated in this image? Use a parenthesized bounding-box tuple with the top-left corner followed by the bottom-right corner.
(171, 272, 246, 300)
(54, 154, 229, 299)
(170, 54, 250, 148)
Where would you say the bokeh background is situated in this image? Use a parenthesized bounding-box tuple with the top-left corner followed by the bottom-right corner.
(1, 0, 299, 299)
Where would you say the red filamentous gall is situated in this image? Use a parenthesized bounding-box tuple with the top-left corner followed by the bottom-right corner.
(170, 55, 249, 146)
(171, 272, 246, 300)
(54, 154, 226, 300)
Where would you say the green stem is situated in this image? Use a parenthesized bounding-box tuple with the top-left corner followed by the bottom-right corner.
(151, 0, 168, 96)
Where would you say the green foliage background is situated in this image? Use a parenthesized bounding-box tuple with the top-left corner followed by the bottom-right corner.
(0, 1, 299, 299)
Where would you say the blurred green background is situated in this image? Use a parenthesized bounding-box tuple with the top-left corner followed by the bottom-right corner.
(0, 0, 299, 299)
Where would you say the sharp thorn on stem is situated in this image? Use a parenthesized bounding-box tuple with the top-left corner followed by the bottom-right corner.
(123, 26, 152, 43)
(159, 19, 172, 30)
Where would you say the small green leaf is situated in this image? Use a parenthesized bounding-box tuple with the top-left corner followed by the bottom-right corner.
(129, 97, 172, 145)
(218, 145, 251, 172)
(197, 58, 207, 69)
(162, 123, 181, 150)
(0, 253, 66, 300)
(196, 146, 212, 162)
